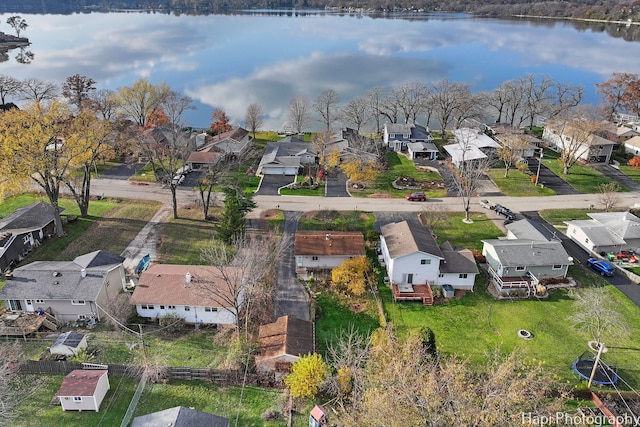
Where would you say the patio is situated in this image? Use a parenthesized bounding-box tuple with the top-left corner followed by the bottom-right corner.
(391, 282, 434, 306)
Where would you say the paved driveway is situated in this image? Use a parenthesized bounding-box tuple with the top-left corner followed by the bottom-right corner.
(274, 211, 310, 321)
(527, 158, 580, 195)
(256, 175, 296, 196)
(325, 168, 350, 197)
(593, 163, 640, 192)
(100, 162, 147, 180)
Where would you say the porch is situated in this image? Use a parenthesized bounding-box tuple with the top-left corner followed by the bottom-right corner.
(0, 307, 62, 340)
(391, 282, 434, 306)
(487, 266, 540, 297)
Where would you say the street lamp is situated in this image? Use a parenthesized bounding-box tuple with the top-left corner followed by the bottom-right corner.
(535, 148, 544, 186)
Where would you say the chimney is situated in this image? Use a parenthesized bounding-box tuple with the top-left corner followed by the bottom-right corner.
(186, 272, 191, 283)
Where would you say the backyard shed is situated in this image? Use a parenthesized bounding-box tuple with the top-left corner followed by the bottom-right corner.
(57, 369, 110, 412)
(50, 331, 88, 356)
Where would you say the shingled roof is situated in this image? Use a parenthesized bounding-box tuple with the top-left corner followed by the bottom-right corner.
(257, 315, 314, 358)
(57, 370, 107, 397)
(294, 231, 365, 257)
(380, 221, 443, 259)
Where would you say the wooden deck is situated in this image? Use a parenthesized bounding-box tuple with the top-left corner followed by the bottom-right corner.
(0, 309, 62, 340)
(391, 283, 434, 306)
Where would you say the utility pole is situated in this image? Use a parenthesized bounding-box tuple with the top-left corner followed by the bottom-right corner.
(138, 324, 147, 362)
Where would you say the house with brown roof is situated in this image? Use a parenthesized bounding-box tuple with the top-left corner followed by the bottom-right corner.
(254, 315, 314, 373)
(130, 264, 242, 326)
(57, 369, 110, 412)
(379, 221, 478, 303)
(294, 231, 365, 277)
(186, 127, 250, 170)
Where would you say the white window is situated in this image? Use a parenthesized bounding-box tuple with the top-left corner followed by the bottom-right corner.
(26, 299, 32, 304)
(73, 396, 82, 402)
(160, 305, 165, 310)
(438, 273, 444, 278)
(312, 256, 318, 261)
(421, 259, 431, 265)
(585, 238, 590, 244)
(36, 299, 45, 304)
(140, 304, 154, 310)
(78, 314, 87, 320)
(552, 264, 562, 270)
(515, 266, 525, 271)
(184, 306, 191, 311)
(204, 307, 218, 312)
(167, 305, 176, 310)
(459, 273, 468, 279)
(71, 300, 86, 305)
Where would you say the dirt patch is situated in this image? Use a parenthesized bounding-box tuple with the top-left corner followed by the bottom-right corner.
(367, 193, 394, 198)
(261, 209, 280, 219)
(350, 302, 365, 312)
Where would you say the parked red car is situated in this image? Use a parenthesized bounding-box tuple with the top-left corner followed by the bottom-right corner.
(406, 192, 427, 201)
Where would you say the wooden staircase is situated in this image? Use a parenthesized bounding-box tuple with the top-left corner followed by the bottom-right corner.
(41, 311, 63, 331)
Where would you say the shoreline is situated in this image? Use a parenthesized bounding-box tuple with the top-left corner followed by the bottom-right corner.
(512, 14, 639, 26)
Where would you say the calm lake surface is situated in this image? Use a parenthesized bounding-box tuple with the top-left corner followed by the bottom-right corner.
(1, 10, 640, 130)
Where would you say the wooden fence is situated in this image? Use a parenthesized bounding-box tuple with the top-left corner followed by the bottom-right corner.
(19, 360, 241, 384)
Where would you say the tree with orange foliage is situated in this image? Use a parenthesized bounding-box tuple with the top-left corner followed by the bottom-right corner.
(210, 108, 233, 135)
(331, 256, 373, 296)
(628, 155, 640, 168)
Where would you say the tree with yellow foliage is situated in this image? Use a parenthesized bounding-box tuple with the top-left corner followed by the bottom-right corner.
(284, 353, 329, 399)
(340, 158, 380, 184)
(0, 101, 88, 236)
(331, 256, 372, 296)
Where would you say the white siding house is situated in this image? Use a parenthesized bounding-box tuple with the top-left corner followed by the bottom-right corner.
(130, 264, 242, 326)
(294, 231, 365, 275)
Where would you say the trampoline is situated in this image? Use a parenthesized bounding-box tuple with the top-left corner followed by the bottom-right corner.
(572, 357, 619, 385)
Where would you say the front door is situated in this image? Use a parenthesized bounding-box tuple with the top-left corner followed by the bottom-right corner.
(407, 274, 414, 284)
(25, 299, 34, 312)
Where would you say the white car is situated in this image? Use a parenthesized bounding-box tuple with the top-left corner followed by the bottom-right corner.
(171, 174, 185, 185)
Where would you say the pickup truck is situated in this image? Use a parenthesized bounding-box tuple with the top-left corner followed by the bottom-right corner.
(587, 258, 615, 276)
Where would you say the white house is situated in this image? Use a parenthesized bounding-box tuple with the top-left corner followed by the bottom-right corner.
(57, 370, 110, 412)
(379, 221, 478, 292)
(565, 211, 640, 254)
(542, 121, 615, 163)
(0, 251, 126, 323)
(623, 135, 640, 156)
(257, 139, 317, 175)
(130, 264, 242, 326)
(294, 231, 365, 276)
(444, 128, 501, 167)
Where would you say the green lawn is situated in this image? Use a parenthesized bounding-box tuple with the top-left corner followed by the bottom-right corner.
(157, 206, 219, 264)
(280, 183, 326, 196)
(351, 152, 447, 198)
(542, 157, 625, 193)
(133, 380, 307, 427)
(539, 208, 598, 228)
(12, 375, 137, 427)
(382, 278, 640, 388)
(431, 212, 504, 252)
(298, 210, 377, 238)
(486, 168, 556, 196)
(617, 164, 640, 183)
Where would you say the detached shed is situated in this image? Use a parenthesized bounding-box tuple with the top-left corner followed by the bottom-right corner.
(50, 332, 88, 357)
(57, 369, 110, 412)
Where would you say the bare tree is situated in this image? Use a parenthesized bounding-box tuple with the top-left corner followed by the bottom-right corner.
(201, 233, 286, 331)
(20, 77, 59, 101)
(596, 73, 640, 121)
(521, 74, 555, 129)
(366, 86, 387, 134)
(313, 88, 340, 132)
(244, 103, 263, 139)
(341, 97, 369, 132)
(503, 77, 527, 126)
(393, 82, 430, 124)
(88, 89, 119, 121)
(571, 287, 629, 345)
(431, 79, 473, 140)
(596, 182, 622, 211)
(6, 16, 28, 38)
(288, 95, 310, 134)
(0, 74, 22, 105)
(547, 81, 583, 120)
(420, 203, 449, 229)
(450, 127, 493, 223)
(0, 342, 39, 426)
(497, 133, 531, 178)
(326, 326, 371, 406)
(62, 74, 97, 111)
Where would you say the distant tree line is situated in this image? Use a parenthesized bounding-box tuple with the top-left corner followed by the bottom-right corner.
(2, 0, 640, 23)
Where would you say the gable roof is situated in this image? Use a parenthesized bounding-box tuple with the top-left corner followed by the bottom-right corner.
(505, 219, 552, 241)
(257, 315, 314, 358)
(439, 244, 479, 274)
(132, 406, 230, 427)
(565, 219, 627, 246)
(588, 211, 640, 240)
(380, 221, 443, 259)
(625, 135, 640, 150)
(0, 202, 59, 233)
(294, 231, 365, 257)
(385, 123, 431, 140)
(0, 251, 123, 301)
(453, 128, 501, 149)
(57, 370, 107, 397)
(258, 140, 316, 171)
(482, 239, 571, 267)
(130, 264, 241, 308)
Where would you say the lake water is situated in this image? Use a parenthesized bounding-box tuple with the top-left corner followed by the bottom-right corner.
(1, 10, 640, 130)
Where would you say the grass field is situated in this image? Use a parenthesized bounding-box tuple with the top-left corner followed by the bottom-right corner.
(157, 205, 220, 264)
(542, 157, 624, 193)
(297, 210, 377, 237)
(430, 211, 504, 252)
(617, 164, 640, 183)
(486, 168, 557, 196)
(351, 152, 447, 198)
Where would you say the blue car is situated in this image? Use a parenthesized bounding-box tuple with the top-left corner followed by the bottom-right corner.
(587, 258, 615, 276)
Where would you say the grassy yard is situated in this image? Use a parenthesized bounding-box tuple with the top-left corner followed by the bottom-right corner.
(351, 151, 447, 198)
(486, 168, 556, 196)
(430, 211, 504, 252)
(157, 205, 220, 264)
(542, 157, 624, 193)
(381, 275, 640, 388)
(617, 164, 640, 183)
(12, 374, 137, 427)
(539, 208, 598, 229)
(298, 210, 377, 238)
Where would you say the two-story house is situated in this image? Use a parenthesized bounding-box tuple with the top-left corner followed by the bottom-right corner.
(383, 123, 437, 159)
